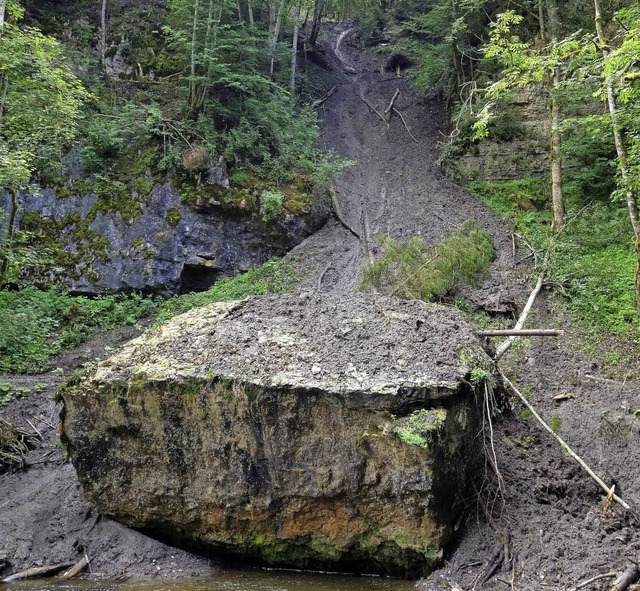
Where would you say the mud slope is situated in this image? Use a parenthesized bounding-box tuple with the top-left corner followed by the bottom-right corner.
(293, 24, 518, 305)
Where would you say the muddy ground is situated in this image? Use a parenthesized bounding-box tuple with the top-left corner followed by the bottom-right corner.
(1, 22, 640, 591)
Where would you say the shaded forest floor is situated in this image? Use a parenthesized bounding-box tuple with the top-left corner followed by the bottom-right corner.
(1, 23, 639, 591)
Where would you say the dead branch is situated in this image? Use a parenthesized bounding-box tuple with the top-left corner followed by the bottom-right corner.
(495, 274, 544, 361)
(58, 555, 90, 580)
(352, 85, 386, 123)
(574, 572, 617, 590)
(478, 329, 563, 337)
(330, 189, 360, 239)
(501, 374, 631, 511)
(610, 565, 640, 591)
(312, 85, 337, 108)
(392, 107, 419, 144)
(2, 562, 74, 583)
(384, 88, 401, 130)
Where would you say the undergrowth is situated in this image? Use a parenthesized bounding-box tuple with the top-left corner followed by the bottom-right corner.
(154, 257, 301, 324)
(469, 179, 640, 371)
(0, 257, 299, 376)
(0, 289, 158, 374)
(360, 220, 495, 301)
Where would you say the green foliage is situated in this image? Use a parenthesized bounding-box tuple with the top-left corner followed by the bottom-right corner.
(393, 408, 446, 449)
(0, 288, 158, 374)
(155, 257, 301, 324)
(80, 116, 125, 171)
(470, 180, 640, 339)
(361, 220, 495, 301)
(0, 14, 90, 188)
(260, 190, 284, 222)
(549, 414, 562, 433)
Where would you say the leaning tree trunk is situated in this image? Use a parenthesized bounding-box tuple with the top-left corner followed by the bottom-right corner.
(593, 0, 640, 313)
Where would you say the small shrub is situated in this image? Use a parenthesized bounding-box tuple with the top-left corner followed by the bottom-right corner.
(260, 190, 284, 222)
(393, 408, 446, 449)
(361, 220, 495, 301)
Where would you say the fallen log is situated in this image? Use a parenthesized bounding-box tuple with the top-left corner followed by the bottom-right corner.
(574, 572, 616, 590)
(478, 329, 564, 337)
(384, 88, 401, 130)
(58, 554, 90, 580)
(2, 562, 74, 583)
(610, 565, 640, 591)
(495, 274, 544, 361)
(312, 85, 337, 108)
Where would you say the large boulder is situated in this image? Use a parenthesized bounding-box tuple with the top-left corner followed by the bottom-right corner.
(61, 294, 489, 577)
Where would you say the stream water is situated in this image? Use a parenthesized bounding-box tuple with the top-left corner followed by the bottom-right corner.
(4, 569, 414, 591)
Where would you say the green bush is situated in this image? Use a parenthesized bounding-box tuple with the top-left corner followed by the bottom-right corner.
(361, 220, 495, 301)
(260, 190, 284, 222)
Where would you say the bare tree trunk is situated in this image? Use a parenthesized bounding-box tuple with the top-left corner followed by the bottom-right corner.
(0, 188, 18, 287)
(0, 0, 6, 32)
(290, 0, 301, 96)
(99, 0, 107, 68)
(594, 0, 640, 312)
(247, 0, 254, 25)
(547, 0, 564, 229)
(550, 69, 564, 229)
(538, 0, 546, 41)
(308, 0, 326, 47)
(269, 0, 286, 76)
(189, 0, 201, 109)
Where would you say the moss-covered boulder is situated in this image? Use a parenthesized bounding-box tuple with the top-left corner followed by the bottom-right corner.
(61, 294, 489, 577)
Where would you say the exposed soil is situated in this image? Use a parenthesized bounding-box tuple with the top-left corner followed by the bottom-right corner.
(1, 22, 640, 591)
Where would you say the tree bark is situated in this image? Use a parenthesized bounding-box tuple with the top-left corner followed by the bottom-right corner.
(247, 0, 254, 25)
(593, 0, 640, 313)
(0, 0, 6, 32)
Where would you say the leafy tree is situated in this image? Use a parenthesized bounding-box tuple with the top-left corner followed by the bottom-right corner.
(0, 0, 89, 284)
(589, 0, 640, 313)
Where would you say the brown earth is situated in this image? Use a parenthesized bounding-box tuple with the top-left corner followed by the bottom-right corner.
(1, 21, 639, 591)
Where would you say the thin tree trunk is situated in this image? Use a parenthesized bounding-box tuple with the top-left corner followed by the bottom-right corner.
(0, 0, 6, 32)
(538, 0, 546, 41)
(194, 0, 215, 109)
(308, 0, 326, 47)
(550, 69, 564, 229)
(594, 0, 640, 312)
(247, 0, 254, 25)
(189, 0, 201, 109)
(269, 0, 286, 76)
(547, 0, 564, 229)
(290, 0, 301, 96)
(99, 0, 107, 68)
(0, 188, 18, 287)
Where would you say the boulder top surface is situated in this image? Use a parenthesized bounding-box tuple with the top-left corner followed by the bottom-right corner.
(95, 293, 484, 408)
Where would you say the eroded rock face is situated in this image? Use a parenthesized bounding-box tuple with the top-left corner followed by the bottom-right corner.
(61, 294, 488, 576)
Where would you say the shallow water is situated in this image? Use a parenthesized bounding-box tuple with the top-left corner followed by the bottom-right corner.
(4, 569, 414, 591)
